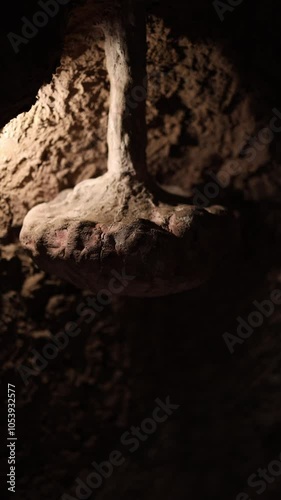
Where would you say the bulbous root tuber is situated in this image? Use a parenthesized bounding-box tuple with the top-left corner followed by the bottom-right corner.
(20, 0, 239, 297)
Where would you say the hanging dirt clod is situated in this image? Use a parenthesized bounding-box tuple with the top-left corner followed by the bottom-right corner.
(20, 0, 239, 297)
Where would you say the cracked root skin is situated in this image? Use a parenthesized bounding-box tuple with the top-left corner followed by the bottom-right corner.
(20, 174, 238, 297)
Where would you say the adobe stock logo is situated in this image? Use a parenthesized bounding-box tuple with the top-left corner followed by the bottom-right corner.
(223, 289, 281, 354)
(61, 397, 180, 500)
(236, 451, 281, 499)
(17, 267, 135, 386)
(213, 0, 245, 22)
(8, 0, 71, 54)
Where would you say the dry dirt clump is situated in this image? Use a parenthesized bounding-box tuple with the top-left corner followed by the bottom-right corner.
(1, 2, 280, 240)
(1, 1, 281, 499)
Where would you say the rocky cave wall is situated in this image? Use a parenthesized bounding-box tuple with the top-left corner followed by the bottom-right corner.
(1, 1, 281, 499)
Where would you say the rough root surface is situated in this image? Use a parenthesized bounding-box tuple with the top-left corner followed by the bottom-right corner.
(20, 174, 238, 296)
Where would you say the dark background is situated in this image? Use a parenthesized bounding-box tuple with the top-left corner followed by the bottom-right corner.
(1, 1, 281, 499)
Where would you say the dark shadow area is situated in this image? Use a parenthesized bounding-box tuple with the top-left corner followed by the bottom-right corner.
(1, 1, 281, 499)
(0, 0, 77, 128)
(151, 0, 281, 118)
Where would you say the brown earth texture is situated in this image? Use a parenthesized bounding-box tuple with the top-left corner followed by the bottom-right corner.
(1, 0, 281, 499)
